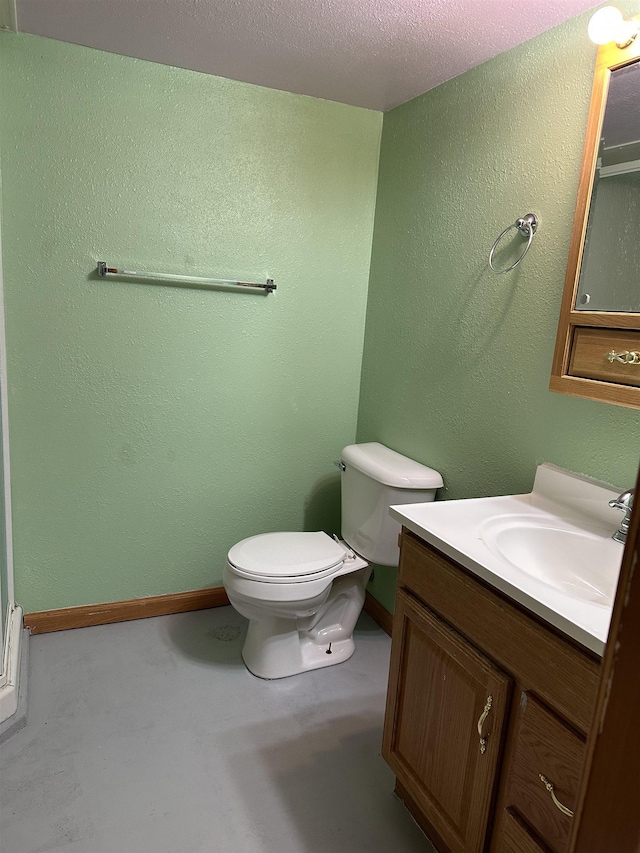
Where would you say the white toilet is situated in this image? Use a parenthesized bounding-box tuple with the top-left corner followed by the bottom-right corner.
(223, 442, 443, 679)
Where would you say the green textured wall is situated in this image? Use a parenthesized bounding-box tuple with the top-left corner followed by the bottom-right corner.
(0, 34, 382, 612)
(359, 7, 640, 614)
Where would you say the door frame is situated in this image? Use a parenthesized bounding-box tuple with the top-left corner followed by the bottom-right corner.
(569, 460, 640, 852)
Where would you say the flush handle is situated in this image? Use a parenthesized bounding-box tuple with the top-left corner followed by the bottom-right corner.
(334, 460, 346, 472)
(477, 695, 493, 754)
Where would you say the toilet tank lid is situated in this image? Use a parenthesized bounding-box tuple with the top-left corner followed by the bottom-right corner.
(341, 443, 444, 490)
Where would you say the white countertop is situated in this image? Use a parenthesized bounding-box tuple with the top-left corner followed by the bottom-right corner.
(390, 464, 625, 656)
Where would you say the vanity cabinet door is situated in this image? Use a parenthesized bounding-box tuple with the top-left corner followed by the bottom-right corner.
(383, 590, 512, 853)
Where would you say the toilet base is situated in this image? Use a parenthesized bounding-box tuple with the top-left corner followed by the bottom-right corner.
(240, 567, 370, 679)
(242, 622, 356, 679)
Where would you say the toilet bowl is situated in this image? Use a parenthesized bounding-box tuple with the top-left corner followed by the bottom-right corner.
(224, 532, 370, 679)
(224, 443, 443, 679)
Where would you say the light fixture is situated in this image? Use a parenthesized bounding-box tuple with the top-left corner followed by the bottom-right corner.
(588, 6, 639, 48)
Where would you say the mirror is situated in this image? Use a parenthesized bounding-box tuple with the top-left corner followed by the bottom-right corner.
(551, 30, 640, 410)
(575, 59, 640, 312)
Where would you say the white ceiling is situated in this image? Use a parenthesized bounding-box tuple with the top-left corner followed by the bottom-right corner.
(16, 0, 602, 111)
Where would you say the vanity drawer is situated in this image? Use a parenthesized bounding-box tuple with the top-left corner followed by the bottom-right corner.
(505, 693, 585, 853)
(499, 810, 548, 853)
(569, 327, 640, 387)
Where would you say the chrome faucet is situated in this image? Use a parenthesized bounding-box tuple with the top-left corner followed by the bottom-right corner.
(609, 489, 634, 544)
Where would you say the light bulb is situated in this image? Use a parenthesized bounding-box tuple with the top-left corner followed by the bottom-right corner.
(588, 6, 639, 46)
(588, 6, 624, 44)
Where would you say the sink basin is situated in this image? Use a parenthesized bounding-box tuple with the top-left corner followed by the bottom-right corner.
(390, 463, 626, 654)
(481, 516, 621, 606)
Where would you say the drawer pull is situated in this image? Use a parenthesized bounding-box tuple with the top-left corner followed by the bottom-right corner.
(607, 349, 640, 364)
(539, 774, 574, 818)
(477, 695, 493, 754)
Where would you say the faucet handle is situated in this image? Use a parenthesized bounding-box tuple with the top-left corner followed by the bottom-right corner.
(609, 489, 634, 543)
(609, 489, 634, 513)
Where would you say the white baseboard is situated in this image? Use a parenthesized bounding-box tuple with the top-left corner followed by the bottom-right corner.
(0, 605, 24, 724)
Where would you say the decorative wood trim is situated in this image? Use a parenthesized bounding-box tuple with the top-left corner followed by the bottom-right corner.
(566, 312, 640, 329)
(549, 373, 640, 410)
(24, 586, 230, 634)
(363, 590, 393, 636)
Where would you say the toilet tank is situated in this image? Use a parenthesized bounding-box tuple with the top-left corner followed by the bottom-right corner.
(340, 442, 444, 567)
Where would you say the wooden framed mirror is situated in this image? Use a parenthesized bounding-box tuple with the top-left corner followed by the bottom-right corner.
(550, 26, 640, 409)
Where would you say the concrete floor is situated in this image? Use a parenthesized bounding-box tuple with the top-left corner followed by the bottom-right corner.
(0, 606, 435, 853)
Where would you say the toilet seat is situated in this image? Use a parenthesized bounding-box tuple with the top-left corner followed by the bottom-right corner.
(227, 531, 349, 584)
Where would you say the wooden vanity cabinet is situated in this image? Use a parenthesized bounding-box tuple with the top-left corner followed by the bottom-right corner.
(383, 590, 511, 853)
(382, 530, 601, 853)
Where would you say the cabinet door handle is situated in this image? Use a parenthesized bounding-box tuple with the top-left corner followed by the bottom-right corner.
(477, 695, 493, 754)
(539, 774, 574, 817)
(607, 349, 640, 364)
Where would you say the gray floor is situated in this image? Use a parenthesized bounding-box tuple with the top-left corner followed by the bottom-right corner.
(0, 606, 435, 853)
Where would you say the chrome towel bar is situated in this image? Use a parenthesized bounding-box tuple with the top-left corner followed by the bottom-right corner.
(97, 262, 276, 293)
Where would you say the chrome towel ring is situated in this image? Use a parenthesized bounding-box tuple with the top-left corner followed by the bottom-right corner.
(488, 213, 538, 274)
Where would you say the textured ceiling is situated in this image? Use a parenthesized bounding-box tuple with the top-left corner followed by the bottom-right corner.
(16, 0, 602, 110)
